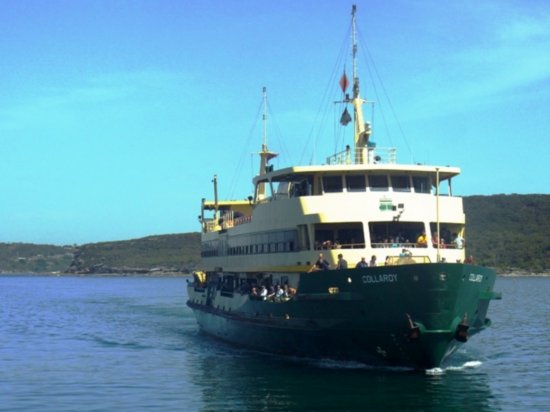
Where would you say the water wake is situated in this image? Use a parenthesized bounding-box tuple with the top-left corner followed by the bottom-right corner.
(425, 360, 482, 375)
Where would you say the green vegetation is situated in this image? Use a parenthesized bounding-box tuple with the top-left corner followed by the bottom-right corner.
(66, 233, 201, 274)
(0, 195, 548, 275)
(464, 194, 550, 273)
(0, 243, 75, 273)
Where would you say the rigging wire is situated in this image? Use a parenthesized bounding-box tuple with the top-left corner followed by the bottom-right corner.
(357, 28, 415, 163)
(299, 21, 353, 165)
(225, 95, 264, 200)
(266, 99, 291, 166)
(225, 91, 290, 200)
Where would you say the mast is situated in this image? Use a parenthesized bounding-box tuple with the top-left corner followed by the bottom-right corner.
(257, 86, 278, 199)
(212, 174, 219, 221)
(350, 4, 371, 164)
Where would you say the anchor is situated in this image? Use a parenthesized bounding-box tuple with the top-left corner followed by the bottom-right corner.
(455, 313, 470, 342)
(406, 313, 421, 340)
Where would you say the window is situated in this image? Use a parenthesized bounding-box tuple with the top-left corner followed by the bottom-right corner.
(291, 177, 313, 197)
(346, 175, 366, 192)
(429, 222, 464, 248)
(391, 175, 410, 192)
(275, 182, 291, 197)
(297, 225, 310, 251)
(323, 175, 343, 193)
(369, 222, 425, 248)
(413, 176, 430, 193)
(314, 222, 365, 249)
(368, 175, 389, 191)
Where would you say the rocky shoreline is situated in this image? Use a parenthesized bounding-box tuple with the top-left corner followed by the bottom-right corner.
(64, 263, 191, 275)
(1, 268, 548, 277)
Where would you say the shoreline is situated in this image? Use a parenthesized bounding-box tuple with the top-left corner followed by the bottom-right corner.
(0, 271, 548, 277)
(0, 272, 192, 277)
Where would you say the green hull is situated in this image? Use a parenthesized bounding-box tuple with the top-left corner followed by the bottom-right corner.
(187, 263, 500, 369)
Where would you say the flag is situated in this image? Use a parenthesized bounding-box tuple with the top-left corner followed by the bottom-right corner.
(340, 107, 352, 126)
(339, 72, 349, 93)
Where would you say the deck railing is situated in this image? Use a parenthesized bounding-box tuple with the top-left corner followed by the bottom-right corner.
(326, 147, 397, 165)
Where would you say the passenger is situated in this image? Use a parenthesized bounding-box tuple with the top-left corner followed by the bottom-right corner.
(260, 286, 268, 300)
(275, 285, 285, 301)
(336, 253, 348, 270)
(385, 256, 391, 266)
(356, 257, 368, 268)
(465, 255, 475, 264)
(309, 253, 330, 271)
(453, 233, 465, 249)
(283, 284, 290, 298)
(369, 255, 377, 267)
(267, 285, 275, 301)
(416, 231, 428, 248)
(432, 232, 446, 248)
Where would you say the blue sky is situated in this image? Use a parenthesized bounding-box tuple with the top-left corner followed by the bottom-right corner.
(1, 0, 549, 245)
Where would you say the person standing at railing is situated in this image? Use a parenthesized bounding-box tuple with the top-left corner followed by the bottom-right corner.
(356, 257, 368, 268)
(336, 253, 348, 269)
(453, 233, 465, 249)
(369, 255, 377, 267)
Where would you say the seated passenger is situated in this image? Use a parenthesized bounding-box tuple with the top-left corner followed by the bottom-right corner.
(309, 253, 330, 271)
(416, 231, 428, 248)
(266, 285, 275, 301)
(286, 284, 297, 296)
(275, 285, 285, 301)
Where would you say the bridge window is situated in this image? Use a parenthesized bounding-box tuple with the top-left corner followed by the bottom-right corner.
(368, 175, 389, 191)
(323, 175, 343, 193)
(413, 176, 431, 193)
(391, 175, 410, 192)
(346, 175, 366, 192)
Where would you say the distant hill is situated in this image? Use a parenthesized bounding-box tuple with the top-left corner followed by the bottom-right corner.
(463, 194, 549, 273)
(66, 233, 201, 274)
(0, 243, 76, 273)
(0, 195, 548, 275)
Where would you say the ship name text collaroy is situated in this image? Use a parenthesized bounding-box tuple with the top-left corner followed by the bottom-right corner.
(362, 274, 398, 284)
(468, 273, 483, 283)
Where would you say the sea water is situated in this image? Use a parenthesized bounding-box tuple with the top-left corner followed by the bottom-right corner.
(0, 275, 548, 411)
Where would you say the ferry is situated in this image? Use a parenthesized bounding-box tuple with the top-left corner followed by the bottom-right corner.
(187, 5, 501, 369)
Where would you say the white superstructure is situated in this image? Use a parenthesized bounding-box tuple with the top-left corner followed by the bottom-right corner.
(200, 159, 466, 275)
(198, 5, 467, 275)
